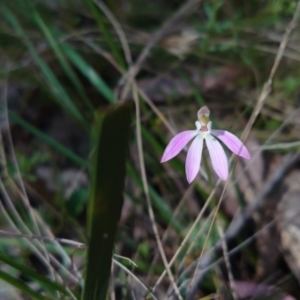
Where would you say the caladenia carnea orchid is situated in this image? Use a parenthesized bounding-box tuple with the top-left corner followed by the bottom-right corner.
(161, 106, 251, 183)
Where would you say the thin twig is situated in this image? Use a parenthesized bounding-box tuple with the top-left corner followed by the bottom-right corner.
(0, 230, 86, 248)
(181, 153, 300, 296)
(93, 0, 132, 65)
(137, 88, 176, 135)
(133, 83, 183, 299)
(119, 0, 203, 101)
(146, 183, 193, 284)
(113, 259, 158, 300)
(80, 37, 123, 72)
(152, 182, 214, 292)
(258, 140, 300, 151)
(187, 176, 232, 299)
(241, 0, 300, 144)
(178, 208, 216, 271)
(217, 220, 237, 300)
(0, 187, 80, 292)
(0, 229, 140, 272)
(113, 254, 138, 268)
(1, 79, 54, 271)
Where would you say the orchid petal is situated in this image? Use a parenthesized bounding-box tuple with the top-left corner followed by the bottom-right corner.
(211, 130, 251, 159)
(185, 135, 203, 183)
(161, 130, 198, 162)
(206, 135, 228, 180)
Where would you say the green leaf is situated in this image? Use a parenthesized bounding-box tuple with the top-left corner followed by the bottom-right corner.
(82, 103, 132, 300)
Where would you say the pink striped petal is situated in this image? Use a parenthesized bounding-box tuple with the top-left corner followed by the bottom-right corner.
(211, 130, 251, 159)
(161, 130, 198, 162)
(206, 136, 228, 180)
(185, 135, 203, 183)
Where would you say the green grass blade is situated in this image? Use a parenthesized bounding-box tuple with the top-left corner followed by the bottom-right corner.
(0, 269, 53, 300)
(0, 253, 73, 298)
(3, 108, 89, 169)
(86, 0, 125, 69)
(60, 43, 116, 103)
(82, 103, 132, 300)
(1, 5, 87, 128)
(30, 8, 94, 113)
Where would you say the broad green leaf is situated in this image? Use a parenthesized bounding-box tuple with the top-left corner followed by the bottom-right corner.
(82, 103, 132, 300)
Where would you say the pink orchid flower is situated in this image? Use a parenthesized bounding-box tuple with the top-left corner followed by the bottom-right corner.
(161, 106, 251, 183)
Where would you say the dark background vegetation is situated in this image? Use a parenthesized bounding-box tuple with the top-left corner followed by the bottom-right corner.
(0, 0, 300, 299)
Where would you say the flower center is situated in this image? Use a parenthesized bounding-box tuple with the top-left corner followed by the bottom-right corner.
(195, 117, 212, 139)
(200, 125, 208, 132)
(199, 125, 210, 139)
